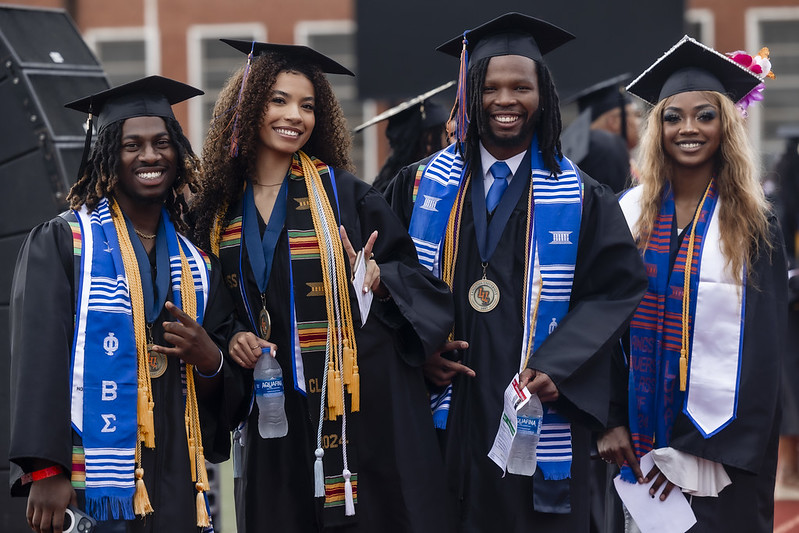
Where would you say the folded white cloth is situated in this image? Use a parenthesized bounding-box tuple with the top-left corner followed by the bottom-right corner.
(651, 447, 731, 497)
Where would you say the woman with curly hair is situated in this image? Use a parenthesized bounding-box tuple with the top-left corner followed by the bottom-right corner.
(190, 41, 455, 532)
(9, 76, 244, 532)
(598, 36, 787, 532)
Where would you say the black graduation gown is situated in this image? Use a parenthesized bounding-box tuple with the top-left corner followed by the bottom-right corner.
(607, 216, 787, 533)
(222, 169, 456, 532)
(578, 130, 631, 194)
(387, 157, 648, 533)
(9, 214, 244, 533)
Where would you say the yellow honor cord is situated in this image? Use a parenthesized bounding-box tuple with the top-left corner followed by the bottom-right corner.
(679, 182, 712, 392)
(110, 200, 210, 520)
(298, 151, 359, 414)
(109, 200, 155, 514)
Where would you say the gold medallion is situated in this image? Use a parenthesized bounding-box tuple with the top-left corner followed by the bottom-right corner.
(468, 278, 500, 312)
(147, 345, 168, 378)
(259, 306, 272, 340)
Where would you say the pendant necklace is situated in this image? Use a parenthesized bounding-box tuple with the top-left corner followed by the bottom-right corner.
(258, 293, 272, 340)
(146, 323, 168, 378)
(468, 262, 500, 312)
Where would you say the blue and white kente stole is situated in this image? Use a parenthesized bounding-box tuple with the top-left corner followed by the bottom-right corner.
(70, 198, 210, 520)
(520, 142, 582, 480)
(408, 137, 582, 481)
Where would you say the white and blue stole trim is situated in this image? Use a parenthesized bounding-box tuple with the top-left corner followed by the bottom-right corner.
(408, 137, 582, 480)
(70, 198, 209, 520)
(407, 143, 466, 277)
(619, 185, 744, 441)
(522, 145, 582, 480)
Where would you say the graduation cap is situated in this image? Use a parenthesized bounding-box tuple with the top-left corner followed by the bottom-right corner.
(65, 75, 203, 133)
(65, 75, 203, 179)
(220, 39, 354, 76)
(561, 74, 634, 162)
(435, 12, 574, 143)
(436, 12, 574, 65)
(566, 73, 632, 121)
(352, 80, 455, 134)
(221, 39, 354, 157)
(626, 35, 762, 106)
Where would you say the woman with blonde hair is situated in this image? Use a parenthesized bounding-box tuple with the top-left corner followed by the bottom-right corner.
(190, 40, 455, 532)
(598, 36, 787, 532)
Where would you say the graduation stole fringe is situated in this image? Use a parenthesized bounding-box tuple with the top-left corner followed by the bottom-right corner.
(618, 180, 743, 483)
(71, 198, 212, 525)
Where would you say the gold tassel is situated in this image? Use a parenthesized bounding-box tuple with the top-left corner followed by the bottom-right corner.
(350, 364, 360, 412)
(188, 437, 197, 482)
(343, 340, 354, 385)
(679, 353, 688, 392)
(134, 467, 154, 516)
(195, 482, 211, 527)
(137, 381, 148, 438)
(143, 400, 155, 448)
(327, 360, 337, 417)
(334, 369, 343, 417)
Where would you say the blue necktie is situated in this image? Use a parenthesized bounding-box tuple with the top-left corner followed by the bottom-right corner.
(486, 161, 511, 213)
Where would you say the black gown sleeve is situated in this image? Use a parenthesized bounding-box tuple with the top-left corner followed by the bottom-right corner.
(526, 177, 648, 429)
(9, 217, 76, 495)
(338, 171, 454, 366)
(197, 252, 250, 464)
(384, 158, 431, 227)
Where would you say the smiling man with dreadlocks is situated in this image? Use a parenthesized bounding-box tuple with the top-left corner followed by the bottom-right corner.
(9, 76, 246, 533)
(386, 13, 647, 533)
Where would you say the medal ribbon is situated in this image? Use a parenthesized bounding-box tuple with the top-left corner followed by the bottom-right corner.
(240, 180, 287, 333)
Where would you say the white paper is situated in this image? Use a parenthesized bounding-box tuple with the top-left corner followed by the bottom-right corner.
(613, 452, 697, 533)
(352, 249, 373, 326)
(488, 374, 531, 474)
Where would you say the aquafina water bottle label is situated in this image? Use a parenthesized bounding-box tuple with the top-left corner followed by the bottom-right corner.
(255, 377, 284, 396)
(517, 415, 541, 436)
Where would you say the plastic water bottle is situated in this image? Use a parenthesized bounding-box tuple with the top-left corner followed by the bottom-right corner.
(507, 393, 543, 476)
(254, 347, 288, 438)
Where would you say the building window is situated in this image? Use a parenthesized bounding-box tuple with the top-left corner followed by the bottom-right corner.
(84, 29, 148, 86)
(297, 21, 368, 179)
(685, 9, 714, 47)
(187, 24, 266, 149)
(747, 8, 799, 167)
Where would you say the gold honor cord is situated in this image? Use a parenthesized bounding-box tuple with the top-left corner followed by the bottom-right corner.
(299, 151, 359, 415)
(110, 201, 210, 525)
(442, 173, 470, 342)
(109, 200, 155, 516)
(179, 250, 212, 528)
(520, 184, 542, 372)
(680, 181, 713, 392)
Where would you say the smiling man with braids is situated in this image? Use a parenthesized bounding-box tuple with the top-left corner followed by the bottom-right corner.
(9, 76, 246, 533)
(386, 13, 647, 533)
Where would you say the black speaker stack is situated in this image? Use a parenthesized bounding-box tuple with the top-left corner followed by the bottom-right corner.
(0, 6, 109, 531)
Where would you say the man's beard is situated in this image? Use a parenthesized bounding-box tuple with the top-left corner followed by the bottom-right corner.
(478, 109, 539, 149)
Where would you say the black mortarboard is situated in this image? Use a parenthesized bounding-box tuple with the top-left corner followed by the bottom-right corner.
(65, 75, 203, 179)
(436, 12, 574, 65)
(626, 35, 762, 106)
(566, 73, 632, 121)
(221, 39, 354, 76)
(436, 13, 574, 144)
(64, 75, 203, 133)
(352, 80, 455, 134)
